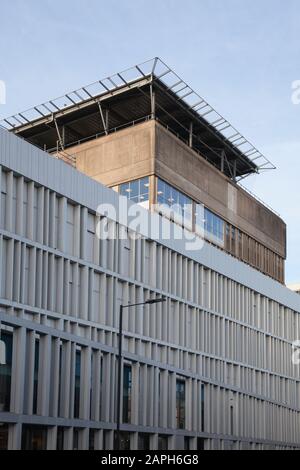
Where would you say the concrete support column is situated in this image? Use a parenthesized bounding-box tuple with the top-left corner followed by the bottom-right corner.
(168, 435, 176, 450)
(150, 434, 158, 450)
(47, 426, 57, 450)
(160, 370, 168, 428)
(64, 428, 73, 450)
(58, 196, 67, 252)
(105, 430, 114, 451)
(49, 191, 56, 248)
(80, 266, 89, 321)
(186, 378, 193, 431)
(6, 239, 14, 301)
(16, 176, 24, 236)
(169, 372, 176, 429)
(23, 330, 35, 415)
(132, 363, 140, 425)
(10, 326, 26, 414)
(0, 166, 2, 228)
(8, 423, 22, 450)
(189, 437, 197, 450)
(78, 428, 89, 450)
(80, 207, 88, 260)
(80, 347, 91, 420)
(94, 429, 103, 450)
(74, 205, 81, 258)
(27, 181, 35, 240)
(5, 171, 13, 232)
(36, 186, 44, 244)
(101, 354, 112, 422)
(130, 432, 138, 450)
(37, 334, 51, 416)
(60, 341, 72, 419)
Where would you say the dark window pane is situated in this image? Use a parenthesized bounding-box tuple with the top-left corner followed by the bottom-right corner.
(74, 351, 81, 419)
(158, 435, 168, 450)
(176, 379, 186, 429)
(138, 433, 150, 450)
(89, 429, 95, 450)
(33, 339, 39, 415)
(198, 438, 205, 451)
(184, 437, 190, 450)
(0, 423, 8, 450)
(0, 332, 13, 412)
(115, 432, 130, 450)
(56, 427, 64, 450)
(21, 425, 47, 450)
(123, 365, 132, 423)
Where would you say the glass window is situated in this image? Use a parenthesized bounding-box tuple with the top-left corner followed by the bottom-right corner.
(198, 438, 205, 451)
(33, 339, 39, 415)
(73, 428, 79, 450)
(184, 436, 191, 450)
(204, 208, 224, 243)
(157, 179, 192, 225)
(0, 423, 8, 450)
(176, 379, 186, 429)
(0, 331, 13, 412)
(56, 427, 64, 450)
(89, 429, 95, 451)
(158, 435, 168, 450)
(21, 425, 47, 450)
(74, 350, 81, 419)
(123, 364, 132, 424)
(138, 433, 150, 450)
(120, 177, 149, 204)
(116, 432, 131, 450)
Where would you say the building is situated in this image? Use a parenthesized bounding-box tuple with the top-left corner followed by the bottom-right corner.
(288, 284, 300, 295)
(0, 59, 299, 450)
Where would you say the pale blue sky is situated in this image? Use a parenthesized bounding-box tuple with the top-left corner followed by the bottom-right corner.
(0, 0, 299, 283)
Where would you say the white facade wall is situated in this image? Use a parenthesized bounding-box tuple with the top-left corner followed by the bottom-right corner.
(0, 128, 300, 450)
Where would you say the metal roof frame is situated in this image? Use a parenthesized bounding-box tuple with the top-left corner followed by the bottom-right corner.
(0, 57, 276, 180)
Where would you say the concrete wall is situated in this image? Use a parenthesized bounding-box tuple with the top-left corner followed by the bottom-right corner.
(155, 123, 286, 258)
(65, 121, 286, 259)
(71, 120, 155, 187)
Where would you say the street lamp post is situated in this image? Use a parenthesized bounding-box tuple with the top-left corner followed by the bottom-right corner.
(115, 298, 166, 451)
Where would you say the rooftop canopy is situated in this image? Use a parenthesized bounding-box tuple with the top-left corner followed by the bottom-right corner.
(0, 58, 275, 181)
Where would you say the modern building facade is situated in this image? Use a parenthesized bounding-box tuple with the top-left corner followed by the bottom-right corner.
(0, 59, 300, 450)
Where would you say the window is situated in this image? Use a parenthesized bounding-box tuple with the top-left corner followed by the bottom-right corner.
(158, 435, 168, 450)
(74, 350, 81, 419)
(157, 179, 192, 225)
(21, 425, 47, 450)
(123, 364, 132, 424)
(0, 331, 13, 412)
(138, 433, 150, 450)
(184, 437, 191, 450)
(56, 427, 64, 450)
(0, 424, 8, 450)
(73, 428, 80, 450)
(197, 438, 205, 451)
(33, 339, 39, 415)
(176, 379, 186, 429)
(115, 432, 131, 450)
(120, 177, 150, 204)
(203, 208, 224, 244)
(89, 429, 95, 451)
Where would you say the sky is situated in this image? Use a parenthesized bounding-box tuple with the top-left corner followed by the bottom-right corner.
(0, 0, 299, 284)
